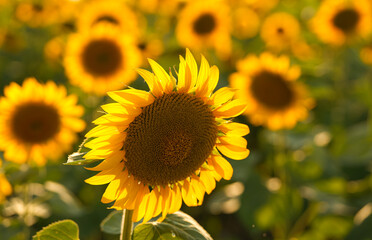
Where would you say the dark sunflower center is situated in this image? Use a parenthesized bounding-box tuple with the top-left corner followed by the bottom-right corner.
(82, 39, 122, 77)
(137, 42, 147, 50)
(124, 93, 218, 186)
(32, 4, 43, 12)
(94, 15, 119, 25)
(251, 71, 294, 110)
(193, 13, 216, 35)
(277, 27, 284, 34)
(11, 103, 61, 144)
(332, 8, 359, 33)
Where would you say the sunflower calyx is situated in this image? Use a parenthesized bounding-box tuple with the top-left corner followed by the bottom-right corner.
(64, 152, 101, 166)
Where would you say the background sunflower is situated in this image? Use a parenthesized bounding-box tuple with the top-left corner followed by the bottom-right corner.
(64, 23, 142, 95)
(0, 78, 85, 165)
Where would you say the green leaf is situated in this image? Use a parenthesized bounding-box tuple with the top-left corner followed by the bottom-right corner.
(100, 210, 122, 235)
(133, 211, 213, 240)
(64, 152, 101, 166)
(33, 220, 79, 240)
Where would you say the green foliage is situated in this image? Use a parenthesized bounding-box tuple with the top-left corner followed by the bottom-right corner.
(100, 210, 122, 235)
(32, 220, 79, 240)
(133, 211, 213, 240)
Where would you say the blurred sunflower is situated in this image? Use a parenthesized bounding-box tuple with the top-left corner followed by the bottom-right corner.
(64, 23, 142, 95)
(134, 0, 183, 15)
(230, 53, 314, 130)
(76, 0, 140, 38)
(83, 49, 249, 223)
(15, 0, 77, 27)
(310, 0, 372, 46)
(0, 78, 85, 166)
(176, 0, 232, 59)
(137, 36, 164, 61)
(0, 159, 12, 203)
(227, 0, 278, 15)
(360, 45, 372, 65)
(231, 6, 260, 39)
(44, 36, 64, 62)
(260, 12, 301, 51)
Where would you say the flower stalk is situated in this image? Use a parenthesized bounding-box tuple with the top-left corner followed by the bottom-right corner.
(120, 209, 134, 240)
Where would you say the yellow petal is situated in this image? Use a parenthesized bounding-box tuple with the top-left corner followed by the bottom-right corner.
(137, 191, 151, 220)
(84, 148, 116, 159)
(169, 186, 182, 214)
(185, 48, 198, 87)
(85, 125, 125, 138)
(218, 122, 250, 136)
(181, 179, 197, 207)
(84, 134, 126, 152)
(199, 170, 216, 194)
(207, 66, 219, 96)
(86, 151, 124, 171)
(143, 190, 158, 223)
(108, 89, 154, 107)
(132, 186, 148, 222)
(85, 167, 121, 185)
(92, 114, 134, 126)
(101, 103, 127, 114)
(209, 155, 233, 180)
(216, 144, 250, 160)
(136, 68, 163, 97)
(196, 55, 210, 91)
(177, 56, 192, 93)
(218, 136, 247, 149)
(208, 87, 236, 106)
(153, 188, 163, 217)
(101, 178, 121, 203)
(191, 176, 206, 204)
(148, 58, 170, 90)
(213, 99, 247, 118)
(161, 186, 171, 220)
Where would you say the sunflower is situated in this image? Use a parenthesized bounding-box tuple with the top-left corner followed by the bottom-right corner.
(15, 0, 77, 27)
(133, 0, 183, 15)
(137, 36, 164, 61)
(0, 78, 85, 166)
(310, 0, 372, 46)
(227, 0, 278, 15)
(231, 6, 260, 40)
(229, 52, 314, 130)
(176, 0, 232, 59)
(0, 159, 12, 203)
(64, 23, 142, 95)
(83, 49, 250, 223)
(360, 45, 372, 65)
(76, 0, 140, 37)
(260, 12, 301, 51)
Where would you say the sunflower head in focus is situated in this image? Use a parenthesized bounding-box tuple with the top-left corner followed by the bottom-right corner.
(260, 12, 301, 51)
(0, 78, 85, 166)
(64, 23, 142, 95)
(310, 0, 372, 46)
(176, 0, 232, 59)
(83, 49, 250, 223)
(76, 0, 140, 38)
(230, 53, 315, 130)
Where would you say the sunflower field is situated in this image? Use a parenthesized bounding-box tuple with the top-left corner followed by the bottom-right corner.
(0, 0, 372, 239)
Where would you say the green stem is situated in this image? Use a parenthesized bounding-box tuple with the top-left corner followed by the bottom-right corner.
(120, 209, 134, 240)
